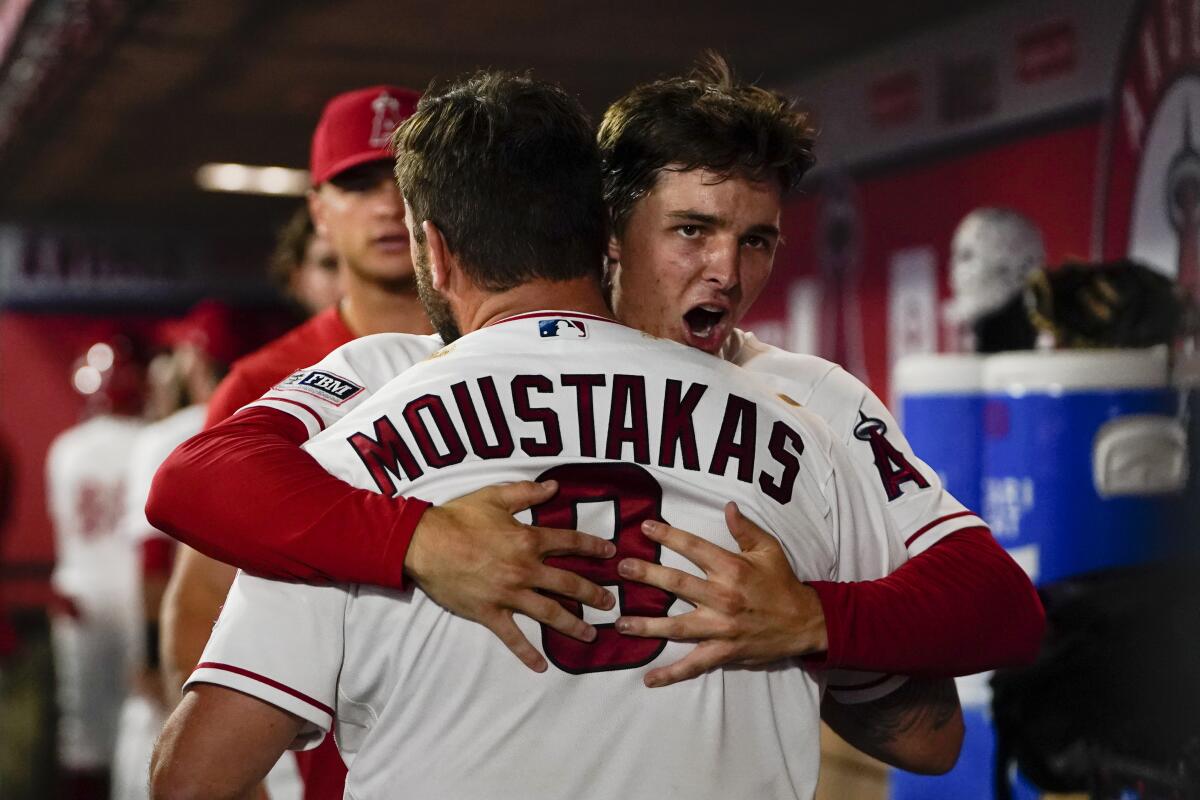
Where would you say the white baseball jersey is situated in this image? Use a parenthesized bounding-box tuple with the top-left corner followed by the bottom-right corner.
(191, 311, 907, 800)
(121, 404, 206, 546)
(723, 330, 985, 556)
(46, 414, 144, 600)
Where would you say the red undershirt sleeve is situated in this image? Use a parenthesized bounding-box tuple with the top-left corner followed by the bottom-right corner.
(140, 538, 175, 578)
(146, 406, 429, 590)
(805, 527, 1045, 677)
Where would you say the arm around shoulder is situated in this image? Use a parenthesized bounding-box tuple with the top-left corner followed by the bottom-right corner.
(147, 405, 428, 587)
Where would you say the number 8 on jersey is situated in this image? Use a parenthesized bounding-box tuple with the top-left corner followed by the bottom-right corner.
(534, 463, 676, 673)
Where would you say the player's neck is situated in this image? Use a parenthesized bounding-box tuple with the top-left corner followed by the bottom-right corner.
(464, 277, 612, 333)
(340, 276, 433, 338)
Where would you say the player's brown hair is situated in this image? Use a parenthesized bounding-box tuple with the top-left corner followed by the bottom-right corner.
(268, 205, 318, 288)
(393, 71, 606, 291)
(599, 52, 816, 234)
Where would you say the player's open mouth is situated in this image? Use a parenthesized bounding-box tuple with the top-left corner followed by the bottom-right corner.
(374, 234, 409, 252)
(682, 304, 729, 350)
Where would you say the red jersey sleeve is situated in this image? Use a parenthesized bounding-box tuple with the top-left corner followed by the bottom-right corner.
(806, 527, 1045, 677)
(146, 406, 429, 589)
(204, 367, 262, 428)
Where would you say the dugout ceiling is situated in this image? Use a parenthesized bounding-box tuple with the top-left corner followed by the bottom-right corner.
(0, 0, 1001, 237)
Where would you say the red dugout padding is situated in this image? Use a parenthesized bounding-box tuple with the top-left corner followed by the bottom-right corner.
(0, 313, 155, 607)
(0, 309, 293, 609)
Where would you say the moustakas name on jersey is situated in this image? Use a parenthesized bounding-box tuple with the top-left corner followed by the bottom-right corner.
(190, 311, 906, 800)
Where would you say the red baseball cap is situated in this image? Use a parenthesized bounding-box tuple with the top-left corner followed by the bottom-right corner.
(158, 300, 244, 366)
(309, 85, 420, 186)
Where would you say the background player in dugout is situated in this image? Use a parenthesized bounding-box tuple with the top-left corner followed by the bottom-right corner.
(151, 71, 963, 800)
(151, 55, 1043, 761)
(47, 338, 148, 800)
(158, 85, 434, 797)
(269, 205, 345, 319)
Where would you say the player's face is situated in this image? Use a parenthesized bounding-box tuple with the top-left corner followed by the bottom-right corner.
(608, 167, 782, 354)
(289, 232, 344, 314)
(309, 161, 413, 290)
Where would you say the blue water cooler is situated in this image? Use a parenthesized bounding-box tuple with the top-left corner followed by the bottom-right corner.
(888, 349, 1188, 799)
(981, 348, 1183, 586)
(893, 354, 986, 512)
(891, 355, 1034, 800)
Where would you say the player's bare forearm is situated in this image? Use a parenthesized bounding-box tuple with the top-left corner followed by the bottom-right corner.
(151, 684, 301, 800)
(160, 546, 236, 704)
(405, 479, 618, 672)
(615, 502, 827, 687)
(820, 678, 963, 775)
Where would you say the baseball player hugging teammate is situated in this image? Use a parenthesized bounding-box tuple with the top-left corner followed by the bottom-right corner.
(146, 59, 1044, 800)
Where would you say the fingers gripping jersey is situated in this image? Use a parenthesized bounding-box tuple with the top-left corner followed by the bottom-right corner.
(725, 330, 986, 556)
(191, 313, 907, 800)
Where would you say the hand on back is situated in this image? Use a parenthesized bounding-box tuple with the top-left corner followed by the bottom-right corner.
(404, 480, 617, 672)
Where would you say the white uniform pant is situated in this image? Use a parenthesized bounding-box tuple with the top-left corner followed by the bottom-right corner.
(110, 694, 164, 800)
(50, 589, 136, 770)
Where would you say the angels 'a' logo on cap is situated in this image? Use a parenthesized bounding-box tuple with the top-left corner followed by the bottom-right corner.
(369, 91, 404, 147)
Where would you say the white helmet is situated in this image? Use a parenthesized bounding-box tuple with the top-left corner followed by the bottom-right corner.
(945, 207, 1045, 324)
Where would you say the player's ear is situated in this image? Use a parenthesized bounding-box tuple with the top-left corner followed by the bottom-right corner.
(603, 233, 622, 297)
(307, 189, 328, 238)
(423, 220, 452, 291)
(606, 232, 622, 268)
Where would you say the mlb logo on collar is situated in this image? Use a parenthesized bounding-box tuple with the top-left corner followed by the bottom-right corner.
(538, 319, 588, 339)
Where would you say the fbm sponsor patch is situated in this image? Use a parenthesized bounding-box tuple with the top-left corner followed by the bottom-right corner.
(274, 369, 364, 406)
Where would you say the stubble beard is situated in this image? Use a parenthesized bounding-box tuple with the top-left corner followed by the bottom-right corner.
(413, 241, 462, 343)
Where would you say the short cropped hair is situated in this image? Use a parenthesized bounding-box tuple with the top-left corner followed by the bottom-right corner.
(393, 72, 606, 291)
(599, 53, 816, 234)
